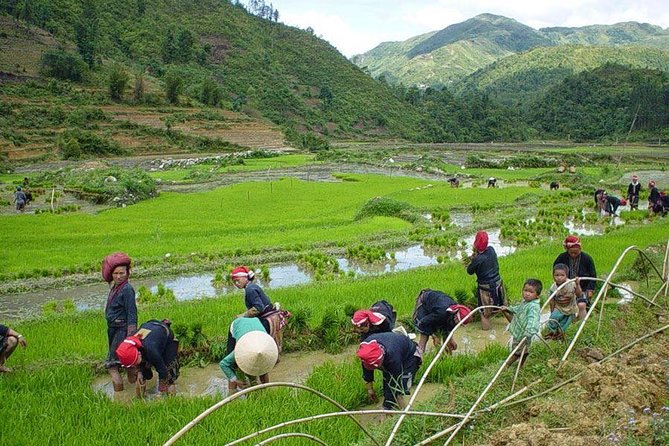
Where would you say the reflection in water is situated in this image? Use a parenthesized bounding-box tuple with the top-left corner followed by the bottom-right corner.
(563, 218, 604, 236)
(459, 229, 516, 257)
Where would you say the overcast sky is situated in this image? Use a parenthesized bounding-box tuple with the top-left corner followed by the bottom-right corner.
(268, 0, 669, 57)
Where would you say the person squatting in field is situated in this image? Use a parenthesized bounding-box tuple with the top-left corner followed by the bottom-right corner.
(220, 317, 278, 394)
(356, 331, 422, 410)
(351, 300, 397, 341)
(101, 252, 138, 392)
(0, 323, 27, 373)
(465, 230, 506, 330)
(13, 186, 26, 212)
(412, 289, 471, 355)
(553, 235, 597, 321)
(231, 266, 290, 352)
(627, 175, 641, 210)
(602, 192, 625, 217)
(545, 264, 581, 340)
(500, 278, 542, 369)
(116, 319, 179, 397)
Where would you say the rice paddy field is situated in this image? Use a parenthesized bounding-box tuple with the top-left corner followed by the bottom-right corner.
(2, 145, 669, 445)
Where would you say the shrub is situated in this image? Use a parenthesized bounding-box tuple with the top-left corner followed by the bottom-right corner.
(57, 129, 125, 159)
(39, 49, 87, 81)
(107, 63, 129, 101)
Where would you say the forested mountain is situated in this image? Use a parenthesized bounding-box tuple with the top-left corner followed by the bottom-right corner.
(353, 13, 669, 89)
(0, 0, 426, 141)
(454, 45, 669, 106)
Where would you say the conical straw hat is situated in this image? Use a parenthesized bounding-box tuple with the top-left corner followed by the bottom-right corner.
(235, 331, 278, 376)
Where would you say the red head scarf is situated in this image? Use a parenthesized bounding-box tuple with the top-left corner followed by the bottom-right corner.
(351, 310, 386, 326)
(563, 235, 581, 250)
(447, 304, 472, 325)
(231, 266, 254, 280)
(115, 336, 142, 367)
(473, 231, 489, 252)
(357, 340, 384, 370)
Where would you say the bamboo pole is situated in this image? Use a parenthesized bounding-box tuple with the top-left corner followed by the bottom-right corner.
(163, 382, 379, 446)
(384, 305, 502, 446)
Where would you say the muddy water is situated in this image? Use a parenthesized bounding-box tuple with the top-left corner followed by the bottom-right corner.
(1, 235, 514, 320)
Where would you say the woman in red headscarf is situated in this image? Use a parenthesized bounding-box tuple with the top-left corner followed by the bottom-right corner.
(553, 235, 597, 321)
(465, 231, 506, 330)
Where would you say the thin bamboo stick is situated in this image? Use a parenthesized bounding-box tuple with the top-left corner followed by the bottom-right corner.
(256, 432, 328, 446)
(163, 382, 379, 446)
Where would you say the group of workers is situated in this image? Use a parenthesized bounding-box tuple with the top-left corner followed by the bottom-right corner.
(595, 175, 668, 217)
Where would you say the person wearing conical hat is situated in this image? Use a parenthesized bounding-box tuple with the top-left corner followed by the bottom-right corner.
(219, 317, 278, 394)
(553, 235, 597, 321)
(627, 175, 641, 210)
(356, 331, 422, 410)
(465, 231, 506, 330)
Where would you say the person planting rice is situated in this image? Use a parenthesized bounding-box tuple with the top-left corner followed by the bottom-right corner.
(602, 192, 624, 217)
(627, 175, 641, 210)
(220, 317, 278, 394)
(553, 236, 597, 321)
(101, 252, 138, 392)
(351, 300, 397, 340)
(412, 289, 470, 355)
(116, 319, 179, 397)
(356, 331, 422, 410)
(231, 266, 290, 352)
(0, 324, 27, 373)
(13, 186, 26, 212)
(500, 279, 542, 368)
(545, 264, 581, 340)
(465, 230, 506, 330)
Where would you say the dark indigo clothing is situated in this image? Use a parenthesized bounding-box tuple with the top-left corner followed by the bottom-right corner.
(105, 325, 127, 368)
(413, 289, 457, 337)
(0, 324, 8, 354)
(604, 195, 621, 214)
(361, 332, 421, 409)
(136, 320, 179, 383)
(553, 251, 597, 294)
(649, 187, 660, 205)
(466, 246, 502, 284)
(359, 300, 397, 341)
(105, 281, 137, 328)
(627, 182, 641, 209)
(244, 282, 272, 315)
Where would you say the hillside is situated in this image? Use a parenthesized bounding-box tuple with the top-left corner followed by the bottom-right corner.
(353, 14, 669, 89)
(453, 45, 669, 106)
(0, 0, 427, 163)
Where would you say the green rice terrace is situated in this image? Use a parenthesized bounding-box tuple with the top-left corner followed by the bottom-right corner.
(2, 144, 669, 445)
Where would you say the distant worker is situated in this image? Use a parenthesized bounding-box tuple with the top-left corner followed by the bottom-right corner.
(594, 189, 606, 214)
(553, 236, 597, 321)
(465, 231, 506, 330)
(356, 331, 422, 410)
(351, 300, 396, 340)
(220, 317, 278, 394)
(0, 323, 27, 373)
(500, 279, 542, 369)
(602, 192, 624, 217)
(13, 186, 26, 212)
(116, 319, 180, 397)
(549, 181, 560, 190)
(448, 177, 460, 188)
(627, 175, 641, 210)
(648, 181, 661, 214)
(412, 289, 470, 354)
(101, 252, 138, 392)
(487, 177, 497, 188)
(231, 266, 290, 352)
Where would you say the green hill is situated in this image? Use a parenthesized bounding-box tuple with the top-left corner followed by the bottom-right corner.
(0, 0, 427, 158)
(353, 14, 669, 89)
(453, 45, 669, 106)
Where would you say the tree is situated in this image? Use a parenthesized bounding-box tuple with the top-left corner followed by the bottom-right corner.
(40, 49, 87, 81)
(175, 29, 194, 63)
(161, 29, 177, 63)
(200, 78, 222, 106)
(108, 64, 129, 101)
(75, 0, 99, 68)
(133, 73, 145, 103)
(164, 70, 183, 105)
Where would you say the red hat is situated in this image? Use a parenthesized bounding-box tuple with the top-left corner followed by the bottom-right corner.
(231, 266, 254, 280)
(115, 336, 142, 367)
(620, 198, 627, 206)
(563, 235, 581, 249)
(448, 304, 472, 325)
(352, 310, 386, 326)
(473, 231, 489, 252)
(357, 340, 384, 370)
(632, 175, 638, 180)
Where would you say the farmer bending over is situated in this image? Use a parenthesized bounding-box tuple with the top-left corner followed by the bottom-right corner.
(413, 289, 470, 355)
(357, 331, 422, 410)
(220, 317, 278, 394)
(0, 324, 27, 372)
(116, 319, 179, 397)
(351, 300, 396, 340)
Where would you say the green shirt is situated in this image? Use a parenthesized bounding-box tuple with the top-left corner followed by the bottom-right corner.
(508, 299, 540, 342)
(219, 317, 266, 380)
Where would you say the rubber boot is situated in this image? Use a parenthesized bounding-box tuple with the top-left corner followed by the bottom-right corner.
(109, 367, 124, 392)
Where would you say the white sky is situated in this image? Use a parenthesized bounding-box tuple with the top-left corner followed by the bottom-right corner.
(268, 0, 669, 57)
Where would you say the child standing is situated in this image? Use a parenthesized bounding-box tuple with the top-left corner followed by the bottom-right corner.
(545, 264, 581, 340)
(501, 279, 542, 368)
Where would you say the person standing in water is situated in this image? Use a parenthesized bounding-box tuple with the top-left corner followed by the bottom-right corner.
(466, 231, 506, 330)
